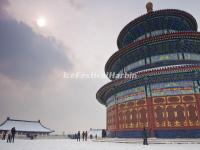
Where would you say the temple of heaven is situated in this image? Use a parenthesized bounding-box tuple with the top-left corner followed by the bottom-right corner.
(96, 2, 200, 138)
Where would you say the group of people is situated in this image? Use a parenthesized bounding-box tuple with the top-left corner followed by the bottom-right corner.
(73, 128, 148, 145)
(75, 131, 88, 141)
(1, 127, 16, 143)
(1, 127, 148, 145)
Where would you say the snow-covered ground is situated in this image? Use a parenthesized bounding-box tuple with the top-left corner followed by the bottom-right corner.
(0, 139, 200, 150)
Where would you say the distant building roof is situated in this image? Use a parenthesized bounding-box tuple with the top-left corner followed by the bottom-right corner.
(0, 118, 54, 133)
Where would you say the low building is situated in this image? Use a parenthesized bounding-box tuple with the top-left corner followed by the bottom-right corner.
(88, 128, 106, 138)
(0, 117, 54, 138)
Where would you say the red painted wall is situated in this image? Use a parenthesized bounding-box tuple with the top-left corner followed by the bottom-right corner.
(107, 94, 200, 134)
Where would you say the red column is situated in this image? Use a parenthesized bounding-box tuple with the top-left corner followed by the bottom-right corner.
(146, 97, 155, 137)
(115, 104, 119, 131)
(194, 94, 200, 121)
(106, 108, 108, 130)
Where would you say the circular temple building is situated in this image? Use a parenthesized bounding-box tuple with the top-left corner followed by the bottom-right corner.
(96, 3, 200, 138)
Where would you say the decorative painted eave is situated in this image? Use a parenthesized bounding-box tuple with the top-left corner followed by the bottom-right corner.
(98, 64, 200, 105)
(117, 9, 198, 48)
(105, 31, 200, 74)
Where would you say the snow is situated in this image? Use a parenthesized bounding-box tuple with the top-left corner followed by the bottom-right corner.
(0, 120, 53, 132)
(0, 139, 200, 150)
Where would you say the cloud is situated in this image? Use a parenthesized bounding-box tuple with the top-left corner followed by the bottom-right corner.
(68, 0, 84, 10)
(0, 14, 72, 83)
(0, 0, 105, 133)
(0, 0, 9, 17)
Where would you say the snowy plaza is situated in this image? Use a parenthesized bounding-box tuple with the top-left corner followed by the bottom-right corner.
(1, 139, 200, 150)
(1, 1, 200, 150)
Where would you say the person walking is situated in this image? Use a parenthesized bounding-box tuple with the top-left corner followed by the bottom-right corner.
(142, 126, 148, 145)
(7, 130, 12, 143)
(95, 134, 97, 140)
(11, 127, 16, 143)
(77, 131, 80, 142)
(85, 131, 88, 141)
(2, 131, 7, 140)
(82, 131, 85, 141)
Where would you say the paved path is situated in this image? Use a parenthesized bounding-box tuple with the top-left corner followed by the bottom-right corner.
(0, 139, 200, 150)
(95, 138, 200, 144)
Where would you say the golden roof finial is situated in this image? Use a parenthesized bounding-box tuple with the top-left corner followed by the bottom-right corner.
(146, 2, 153, 13)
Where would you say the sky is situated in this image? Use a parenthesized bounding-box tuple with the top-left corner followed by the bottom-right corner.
(1, 0, 200, 134)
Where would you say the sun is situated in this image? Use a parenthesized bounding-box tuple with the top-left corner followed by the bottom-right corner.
(36, 17, 47, 27)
